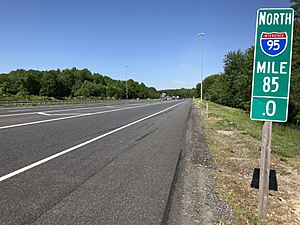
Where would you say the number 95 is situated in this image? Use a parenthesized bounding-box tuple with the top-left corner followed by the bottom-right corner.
(267, 40, 280, 51)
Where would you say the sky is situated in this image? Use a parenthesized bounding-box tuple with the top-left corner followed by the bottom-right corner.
(0, 0, 292, 90)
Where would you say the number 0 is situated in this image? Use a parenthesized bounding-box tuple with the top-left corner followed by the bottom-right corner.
(266, 100, 276, 116)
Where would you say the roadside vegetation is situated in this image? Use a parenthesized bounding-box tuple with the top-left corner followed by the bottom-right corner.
(197, 99, 300, 225)
(0, 68, 197, 103)
(196, 0, 300, 125)
(0, 68, 160, 100)
(194, 6, 300, 223)
(202, 101, 300, 160)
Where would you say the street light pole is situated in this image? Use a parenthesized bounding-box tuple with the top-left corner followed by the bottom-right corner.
(198, 32, 205, 102)
(125, 65, 128, 99)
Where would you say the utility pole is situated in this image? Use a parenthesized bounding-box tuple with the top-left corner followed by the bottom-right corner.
(198, 32, 205, 102)
(125, 65, 128, 99)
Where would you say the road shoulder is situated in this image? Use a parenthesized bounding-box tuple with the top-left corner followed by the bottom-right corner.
(168, 103, 232, 225)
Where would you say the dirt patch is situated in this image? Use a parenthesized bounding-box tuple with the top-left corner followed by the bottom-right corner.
(201, 105, 300, 224)
(167, 105, 232, 225)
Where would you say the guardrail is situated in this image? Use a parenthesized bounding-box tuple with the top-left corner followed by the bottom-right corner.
(0, 100, 107, 106)
(0, 99, 157, 106)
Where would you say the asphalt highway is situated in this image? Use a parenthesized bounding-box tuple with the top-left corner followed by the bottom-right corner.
(0, 100, 192, 225)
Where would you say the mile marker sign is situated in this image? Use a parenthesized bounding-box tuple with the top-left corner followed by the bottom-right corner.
(250, 8, 294, 122)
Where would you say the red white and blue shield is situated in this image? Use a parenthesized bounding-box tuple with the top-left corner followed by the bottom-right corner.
(260, 32, 287, 57)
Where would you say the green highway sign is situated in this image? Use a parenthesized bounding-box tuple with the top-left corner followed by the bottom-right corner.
(250, 8, 294, 122)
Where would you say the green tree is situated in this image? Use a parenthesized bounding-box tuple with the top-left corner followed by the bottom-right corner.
(75, 80, 102, 97)
(106, 83, 122, 99)
(199, 47, 253, 110)
(0, 68, 161, 101)
(289, 0, 300, 123)
(201, 74, 220, 98)
(223, 50, 247, 108)
(291, 0, 300, 19)
(40, 71, 58, 97)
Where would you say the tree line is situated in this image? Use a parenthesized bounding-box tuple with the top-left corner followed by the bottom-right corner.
(0, 67, 199, 101)
(197, 0, 300, 124)
(0, 68, 160, 100)
(159, 88, 197, 99)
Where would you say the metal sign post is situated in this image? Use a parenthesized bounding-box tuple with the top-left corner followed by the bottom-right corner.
(250, 8, 294, 219)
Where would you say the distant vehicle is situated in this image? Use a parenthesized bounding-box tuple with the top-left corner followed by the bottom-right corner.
(160, 92, 167, 100)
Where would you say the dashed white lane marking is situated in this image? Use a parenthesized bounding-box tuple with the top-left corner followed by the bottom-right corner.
(0, 101, 176, 130)
(0, 101, 185, 182)
(0, 105, 119, 118)
(37, 112, 81, 116)
(0, 103, 146, 118)
(37, 112, 51, 116)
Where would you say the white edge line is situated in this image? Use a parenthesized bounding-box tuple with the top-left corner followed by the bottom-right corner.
(0, 101, 185, 182)
(0, 101, 170, 130)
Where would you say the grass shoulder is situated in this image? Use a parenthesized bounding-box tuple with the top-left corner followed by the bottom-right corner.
(195, 99, 300, 225)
